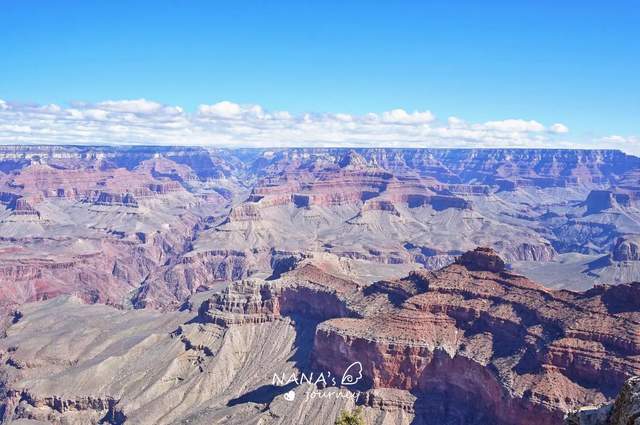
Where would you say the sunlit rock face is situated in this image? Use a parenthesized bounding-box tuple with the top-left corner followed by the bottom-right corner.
(2, 147, 640, 422)
(1, 146, 640, 310)
(310, 250, 640, 425)
(3, 248, 640, 424)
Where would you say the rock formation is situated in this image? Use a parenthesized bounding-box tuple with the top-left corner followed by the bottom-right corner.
(584, 190, 632, 215)
(455, 246, 506, 271)
(307, 248, 640, 424)
(613, 236, 640, 261)
(160, 249, 640, 424)
(0, 146, 639, 424)
(2, 248, 640, 424)
(566, 376, 640, 425)
(1, 146, 640, 310)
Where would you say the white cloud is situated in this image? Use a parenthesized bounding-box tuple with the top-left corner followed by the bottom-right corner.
(334, 113, 353, 122)
(198, 101, 243, 118)
(600, 135, 627, 144)
(482, 119, 545, 133)
(0, 124, 31, 133)
(40, 104, 62, 113)
(83, 109, 109, 121)
(381, 108, 435, 124)
(598, 135, 640, 154)
(272, 111, 293, 120)
(447, 116, 465, 128)
(98, 99, 164, 114)
(0, 98, 626, 153)
(550, 123, 569, 134)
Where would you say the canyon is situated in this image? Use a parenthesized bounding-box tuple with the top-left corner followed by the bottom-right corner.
(1, 146, 640, 424)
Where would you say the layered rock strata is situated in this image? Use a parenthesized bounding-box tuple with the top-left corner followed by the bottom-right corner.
(183, 248, 640, 424)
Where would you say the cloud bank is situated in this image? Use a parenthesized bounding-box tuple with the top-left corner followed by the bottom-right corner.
(0, 98, 635, 153)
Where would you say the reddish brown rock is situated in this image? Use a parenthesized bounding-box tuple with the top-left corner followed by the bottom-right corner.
(301, 250, 640, 425)
(455, 246, 506, 272)
(246, 158, 474, 211)
(178, 248, 640, 424)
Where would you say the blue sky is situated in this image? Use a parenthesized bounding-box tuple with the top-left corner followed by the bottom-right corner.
(0, 1, 638, 150)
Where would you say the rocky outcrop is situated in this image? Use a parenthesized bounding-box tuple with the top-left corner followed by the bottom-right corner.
(565, 376, 640, 425)
(226, 204, 262, 221)
(145, 181, 183, 194)
(269, 251, 308, 278)
(7, 198, 40, 217)
(7, 390, 124, 425)
(584, 190, 632, 215)
(3, 247, 640, 424)
(513, 242, 556, 261)
(196, 280, 280, 326)
(609, 377, 640, 425)
(613, 236, 640, 261)
(338, 150, 369, 169)
(361, 199, 400, 215)
(0, 192, 41, 217)
(0, 192, 19, 206)
(455, 246, 505, 272)
(308, 249, 640, 425)
(92, 191, 139, 207)
(172, 248, 640, 424)
(403, 193, 471, 210)
(194, 262, 362, 326)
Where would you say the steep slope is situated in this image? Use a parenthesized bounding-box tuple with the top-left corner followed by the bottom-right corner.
(2, 249, 639, 424)
(312, 248, 640, 424)
(1, 146, 640, 310)
(566, 376, 640, 425)
(0, 149, 249, 310)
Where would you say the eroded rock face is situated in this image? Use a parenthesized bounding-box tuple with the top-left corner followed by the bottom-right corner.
(2, 249, 640, 425)
(566, 376, 640, 425)
(306, 250, 640, 424)
(196, 280, 281, 326)
(92, 191, 139, 207)
(169, 250, 640, 424)
(609, 377, 640, 425)
(2, 146, 640, 310)
(584, 190, 632, 215)
(195, 263, 363, 326)
(613, 237, 640, 261)
(7, 198, 40, 217)
(338, 150, 369, 169)
(455, 247, 506, 272)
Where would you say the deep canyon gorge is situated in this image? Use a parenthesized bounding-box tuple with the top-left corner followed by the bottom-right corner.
(1, 146, 640, 424)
